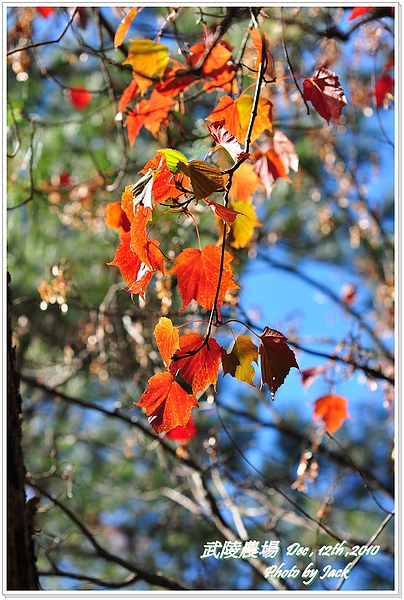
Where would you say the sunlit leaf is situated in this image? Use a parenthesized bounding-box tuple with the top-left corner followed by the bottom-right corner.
(124, 39, 170, 94)
(187, 160, 225, 200)
(108, 232, 162, 300)
(206, 120, 249, 163)
(206, 95, 272, 144)
(230, 201, 261, 249)
(228, 163, 260, 204)
(247, 28, 275, 78)
(313, 394, 350, 434)
(222, 335, 258, 386)
(117, 78, 139, 117)
(164, 416, 197, 442)
(236, 95, 273, 141)
(205, 200, 240, 226)
(126, 90, 174, 146)
(154, 317, 180, 368)
(170, 333, 222, 393)
(303, 66, 348, 126)
(158, 148, 189, 173)
(259, 327, 299, 398)
(114, 7, 138, 49)
(170, 244, 239, 313)
(105, 202, 131, 232)
(136, 372, 198, 434)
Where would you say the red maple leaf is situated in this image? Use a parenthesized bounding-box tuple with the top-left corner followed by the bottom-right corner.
(348, 7, 375, 21)
(205, 200, 240, 226)
(170, 333, 222, 394)
(206, 120, 249, 163)
(313, 394, 350, 434)
(303, 66, 347, 126)
(170, 244, 239, 313)
(259, 327, 299, 398)
(374, 74, 394, 107)
(136, 372, 198, 434)
(68, 86, 92, 111)
(36, 7, 54, 17)
(165, 416, 197, 442)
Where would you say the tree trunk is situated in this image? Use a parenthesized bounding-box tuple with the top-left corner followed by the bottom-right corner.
(7, 274, 39, 590)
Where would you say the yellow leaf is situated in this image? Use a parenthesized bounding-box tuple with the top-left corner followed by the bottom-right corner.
(230, 201, 261, 249)
(154, 317, 180, 368)
(222, 335, 258, 386)
(114, 8, 138, 49)
(228, 163, 260, 204)
(236, 95, 273, 143)
(124, 39, 169, 95)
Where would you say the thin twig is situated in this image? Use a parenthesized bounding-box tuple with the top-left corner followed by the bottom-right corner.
(281, 7, 310, 114)
(7, 9, 78, 56)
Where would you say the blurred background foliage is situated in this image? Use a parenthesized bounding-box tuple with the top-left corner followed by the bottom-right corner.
(7, 5, 394, 592)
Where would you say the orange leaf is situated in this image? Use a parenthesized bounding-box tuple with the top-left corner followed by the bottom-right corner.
(136, 372, 198, 434)
(170, 244, 239, 313)
(259, 327, 299, 399)
(156, 64, 195, 97)
(118, 78, 139, 116)
(114, 7, 138, 49)
(206, 95, 240, 138)
(108, 232, 150, 299)
(206, 95, 272, 144)
(68, 86, 92, 110)
(126, 90, 174, 146)
(228, 163, 260, 203)
(247, 29, 275, 78)
(154, 317, 180, 368)
(164, 416, 197, 442)
(303, 66, 348, 126)
(222, 335, 258, 386)
(313, 394, 349, 434)
(108, 232, 162, 300)
(170, 333, 222, 393)
(124, 39, 170, 95)
(130, 205, 152, 267)
(105, 202, 131, 232)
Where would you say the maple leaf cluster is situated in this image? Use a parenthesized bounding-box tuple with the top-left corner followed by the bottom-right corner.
(104, 11, 356, 438)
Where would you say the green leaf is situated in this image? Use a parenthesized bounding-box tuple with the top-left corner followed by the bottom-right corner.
(158, 148, 189, 174)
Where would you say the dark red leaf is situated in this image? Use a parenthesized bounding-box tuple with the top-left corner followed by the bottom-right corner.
(259, 327, 299, 398)
(374, 75, 394, 107)
(303, 66, 347, 126)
